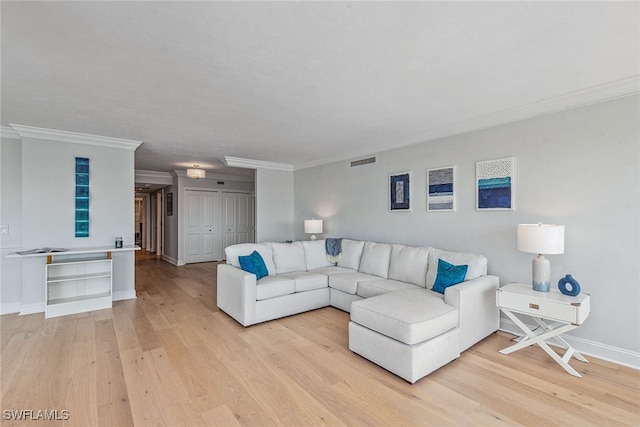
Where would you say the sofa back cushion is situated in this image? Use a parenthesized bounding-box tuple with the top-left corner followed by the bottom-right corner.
(302, 240, 334, 270)
(388, 244, 431, 287)
(337, 239, 365, 270)
(272, 242, 307, 274)
(225, 243, 277, 276)
(425, 248, 488, 289)
(359, 242, 393, 278)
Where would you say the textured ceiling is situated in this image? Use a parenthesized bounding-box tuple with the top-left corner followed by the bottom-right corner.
(2, 2, 638, 175)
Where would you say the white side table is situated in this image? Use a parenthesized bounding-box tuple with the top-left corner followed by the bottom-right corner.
(496, 283, 590, 377)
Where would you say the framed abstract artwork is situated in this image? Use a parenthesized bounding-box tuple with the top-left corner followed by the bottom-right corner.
(427, 166, 455, 212)
(389, 171, 411, 211)
(166, 192, 173, 216)
(476, 157, 515, 210)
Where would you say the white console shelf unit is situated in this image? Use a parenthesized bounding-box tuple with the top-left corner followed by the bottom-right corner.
(8, 245, 139, 318)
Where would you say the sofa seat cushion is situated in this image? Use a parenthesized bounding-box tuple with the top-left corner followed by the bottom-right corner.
(226, 243, 277, 276)
(358, 242, 393, 279)
(256, 276, 296, 301)
(356, 279, 418, 298)
(350, 288, 458, 345)
(388, 244, 431, 287)
(329, 272, 380, 295)
(310, 266, 355, 276)
(272, 242, 306, 274)
(426, 248, 487, 290)
(337, 239, 365, 270)
(280, 272, 328, 292)
(302, 240, 335, 270)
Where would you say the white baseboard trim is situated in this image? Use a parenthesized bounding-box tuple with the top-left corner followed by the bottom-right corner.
(0, 302, 22, 315)
(113, 290, 137, 301)
(499, 318, 640, 370)
(8, 292, 137, 316)
(19, 302, 45, 316)
(162, 255, 179, 266)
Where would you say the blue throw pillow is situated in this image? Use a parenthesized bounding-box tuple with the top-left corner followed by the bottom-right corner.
(432, 259, 468, 294)
(238, 251, 268, 280)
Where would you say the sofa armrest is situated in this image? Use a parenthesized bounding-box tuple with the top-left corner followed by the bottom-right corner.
(444, 275, 500, 352)
(217, 263, 258, 326)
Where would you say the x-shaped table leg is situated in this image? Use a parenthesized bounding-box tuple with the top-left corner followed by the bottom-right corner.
(499, 309, 588, 377)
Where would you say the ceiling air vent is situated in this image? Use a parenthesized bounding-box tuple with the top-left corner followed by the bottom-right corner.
(350, 157, 376, 167)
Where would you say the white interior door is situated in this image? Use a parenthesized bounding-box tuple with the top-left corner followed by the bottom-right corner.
(236, 193, 251, 244)
(185, 190, 222, 263)
(223, 192, 237, 249)
(223, 192, 255, 256)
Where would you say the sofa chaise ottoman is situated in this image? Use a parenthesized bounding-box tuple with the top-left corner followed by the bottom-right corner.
(349, 288, 460, 383)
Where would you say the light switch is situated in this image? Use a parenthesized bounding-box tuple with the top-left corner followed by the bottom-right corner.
(0, 225, 8, 235)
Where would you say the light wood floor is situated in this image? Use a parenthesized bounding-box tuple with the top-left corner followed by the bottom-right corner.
(1, 251, 638, 426)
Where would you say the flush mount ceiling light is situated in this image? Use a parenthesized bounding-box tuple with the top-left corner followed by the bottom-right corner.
(187, 165, 206, 179)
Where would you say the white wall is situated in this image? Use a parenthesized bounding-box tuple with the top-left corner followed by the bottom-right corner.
(162, 181, 180, 264)
(0, 134, 24, 313)
(256, 168, 294, 242)
(0, 127, 140, 314)
(294, 95, 640, 365)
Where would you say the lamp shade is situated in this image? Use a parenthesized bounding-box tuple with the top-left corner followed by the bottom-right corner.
(304, 219, 323, 234)
(517, 223, 564, 254)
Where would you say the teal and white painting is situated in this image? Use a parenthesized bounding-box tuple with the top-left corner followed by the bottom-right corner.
(476, 157, 514, 210)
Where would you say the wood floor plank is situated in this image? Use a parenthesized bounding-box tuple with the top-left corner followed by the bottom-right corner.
(200, 404, 243, 427)
(1, 251, 638, 427)
(66, 317, 99, 427)
(95, 318, 134, 427)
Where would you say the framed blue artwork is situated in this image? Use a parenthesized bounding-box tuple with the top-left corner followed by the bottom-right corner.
(476, 157, 515, 210)
(389, 171, 411, 211)
(75, 157, 89, 237)
(427, 166, 455, 212)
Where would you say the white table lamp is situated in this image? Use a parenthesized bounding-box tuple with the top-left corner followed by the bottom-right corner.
(517, 223, 564, 292)
(304, 219, 323, 241)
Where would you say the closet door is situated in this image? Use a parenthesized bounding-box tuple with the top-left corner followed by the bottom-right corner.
(184, 190, 222, 263)
(235, 193, 251, 244)
(223, 192, 255, 254)
(223, 192, 237, 249)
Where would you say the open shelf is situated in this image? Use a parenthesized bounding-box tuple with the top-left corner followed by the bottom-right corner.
(48, 291, 111, 305)
(45, 255, 112, 318)
(47, 272, 112, 283)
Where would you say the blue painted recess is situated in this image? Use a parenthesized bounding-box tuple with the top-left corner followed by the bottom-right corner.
(75, 157, 89, 237)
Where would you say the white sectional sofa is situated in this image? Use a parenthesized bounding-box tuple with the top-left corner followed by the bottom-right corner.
(217, 239, 499, 382)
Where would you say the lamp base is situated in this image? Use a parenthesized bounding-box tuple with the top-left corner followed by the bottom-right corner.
(532, 254, 551, 292)
(532, 281, 551, 292)
(309, 234, 317, 241)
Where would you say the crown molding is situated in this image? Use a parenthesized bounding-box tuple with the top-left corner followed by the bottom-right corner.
(0, 126, 21, 140)
(294, 76, 640, 171)
(135, 170, 173, 185)
(174, 169, 254, 182)
(221, 156, 293, 172)
(135, 170, 172, 179)
(9, 124, 143, 150)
